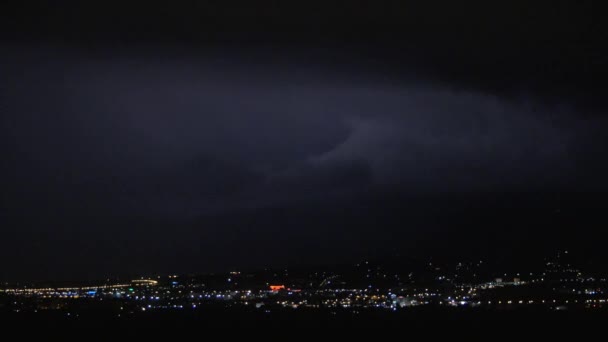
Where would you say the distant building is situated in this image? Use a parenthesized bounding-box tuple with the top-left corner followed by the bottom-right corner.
(269, 285, 285, 292)
(131, 279, 158, 286)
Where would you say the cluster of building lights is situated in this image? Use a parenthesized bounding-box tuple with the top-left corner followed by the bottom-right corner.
(2, 252, 607, 314)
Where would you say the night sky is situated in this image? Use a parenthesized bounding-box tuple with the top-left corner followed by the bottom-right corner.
(1, 2, 607, 281)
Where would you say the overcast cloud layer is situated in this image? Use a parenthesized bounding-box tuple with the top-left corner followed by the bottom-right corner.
(2, 46, 607, 280)
(3, 47, 605, 213)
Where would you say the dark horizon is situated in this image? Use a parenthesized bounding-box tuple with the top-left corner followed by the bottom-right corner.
(1, 1, 607, 282)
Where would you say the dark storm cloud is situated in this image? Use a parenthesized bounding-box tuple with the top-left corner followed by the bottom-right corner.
(0, 1, 607, 282)
(2, 44, 608, 280)
(313, 90, 589, 190)
(1, 45, 606, 219)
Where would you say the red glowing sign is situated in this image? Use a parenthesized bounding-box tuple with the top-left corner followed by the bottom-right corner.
(269, 285, 285, 292)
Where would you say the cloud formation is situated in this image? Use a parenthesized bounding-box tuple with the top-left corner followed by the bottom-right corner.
(1, 46, 605, 221)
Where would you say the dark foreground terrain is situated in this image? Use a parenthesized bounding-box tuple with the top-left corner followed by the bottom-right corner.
(3, 306, 607, 329)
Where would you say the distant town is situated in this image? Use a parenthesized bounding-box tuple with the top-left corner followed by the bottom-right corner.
(2, 251, 607, 319)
